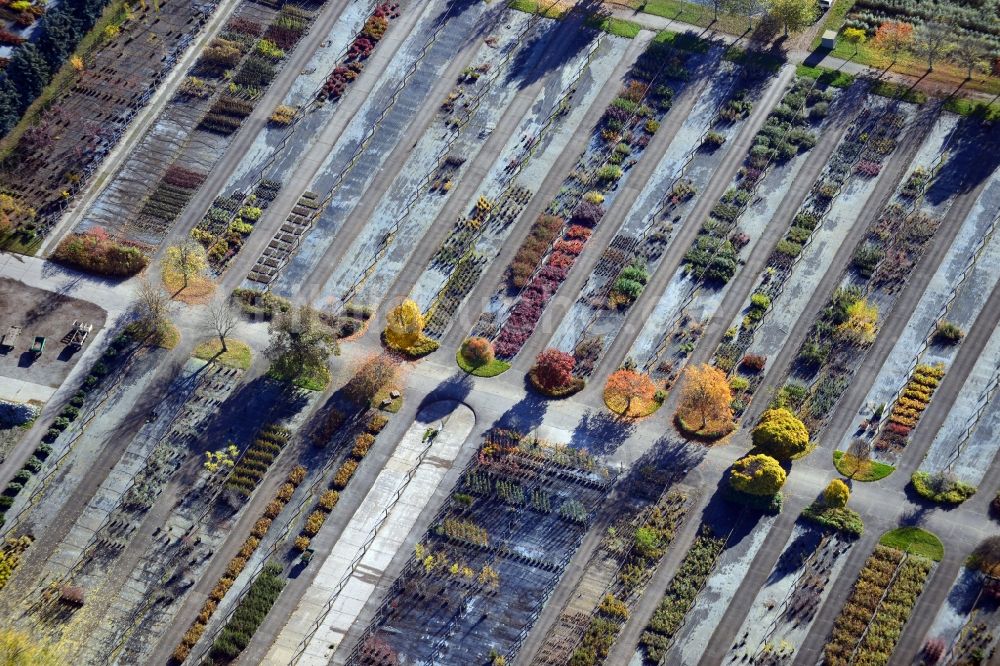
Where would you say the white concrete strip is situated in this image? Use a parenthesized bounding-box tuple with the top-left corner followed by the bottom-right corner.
(264, 401, 475, 665)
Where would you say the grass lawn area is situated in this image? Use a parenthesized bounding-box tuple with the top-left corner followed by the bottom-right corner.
(628, 0, 752, 36)
(879, 526, 944, 561)
(372, 384, 403, 413)
(193, 338, 252, 370)
(585, 15, 643, 38)
(0, 228, 43, 255)
(834, 450, 894, 481)
(943, 97, 1000, 121)
(156, 322, 181, 350)
(162, 268, 216, 304)
(654, 28, 710, 53)
(824, 38, 1000, 97)
(456, 350, 510, 377)
(268, 365, 329, 391)
(796, 63, 855, 88)
(809, 0, 855, 49)
(508, 0, 569, 19)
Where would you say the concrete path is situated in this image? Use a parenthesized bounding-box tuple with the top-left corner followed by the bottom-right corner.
(262, 401, 474, 665)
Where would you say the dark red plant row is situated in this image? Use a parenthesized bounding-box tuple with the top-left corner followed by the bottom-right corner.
(494, 203, 605, 358)
(163, 164, 208, 190)
(320, 3, 399, 100)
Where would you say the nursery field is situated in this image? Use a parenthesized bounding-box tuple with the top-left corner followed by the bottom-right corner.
(0, 0, 998, 664)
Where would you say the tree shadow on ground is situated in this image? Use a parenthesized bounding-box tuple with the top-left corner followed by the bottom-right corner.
(433, 0, 485, 29)
(418, 371, 474, 409)
(925, 115, 1000, 204)
(505, 1, 599, 90)
(200, 375, 311, 453)
(946, 567, 987, 615)
(621, 434, 708, 495)
(571, 409, 635, 456)
(491, 390, 548, 434)
(699, 470, 771, 549)
(767, 525, 822, 584)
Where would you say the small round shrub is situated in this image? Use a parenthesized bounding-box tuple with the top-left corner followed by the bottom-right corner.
(729, 454, 785, 496)
(461, 337, 495, 367)
(751, 408, 810, 459)
(823, 479, 850, 508)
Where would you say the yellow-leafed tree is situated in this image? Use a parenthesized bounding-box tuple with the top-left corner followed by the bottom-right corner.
(384, 299, 424, 350)
(676, 363, 733, 434)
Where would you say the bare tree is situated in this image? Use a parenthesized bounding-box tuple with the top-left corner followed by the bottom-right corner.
(207, 296, 239, 352)
(950, 35, 989, 80)
(911, 21, 952, 71)
(136, 278, 171, 335)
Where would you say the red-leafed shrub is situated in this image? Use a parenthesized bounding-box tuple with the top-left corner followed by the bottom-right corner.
(855, 160, 881, 177)
(163, 165, 207, 190)
(507, 214, 564, 288)
(347, 36, 375, 60)
(885, 421, 911, 436)
(566, 225, 592, 240)
(554, 239, 585, 255)
(530, 349, 576, 391)
(0, 29, 25, 46)
(546, 251, 574, 270)
(226, 17, 264, 36)
(741, 354, 766, 372)
(569, 201, 604, 227)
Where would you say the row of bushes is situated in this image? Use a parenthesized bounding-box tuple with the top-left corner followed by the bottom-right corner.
(171, 464, 306, 663)
(208, 563, 285, 662)
(295, 411, 390, 551)
(876, 363, 944, 453)
(51, 228, 149, 277)
(225, 425, 290, 497)
(639, 530, 725, 662)
(320, 2, 398, 99)
(824, 545, 933, 665)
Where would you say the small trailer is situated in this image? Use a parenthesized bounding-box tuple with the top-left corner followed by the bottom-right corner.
(68, 321, 93, 350)
(30, 336, 45, 356)
(1, 325, 20, 350)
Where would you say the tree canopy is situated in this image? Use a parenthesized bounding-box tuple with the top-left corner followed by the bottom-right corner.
(729, 454, 786, 496)
(676, 363, 733, 434)
(751, 408, 810, 459)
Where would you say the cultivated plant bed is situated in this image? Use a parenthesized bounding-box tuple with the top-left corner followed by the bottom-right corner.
(354, 429, 614, 664)
(477, 34, 705, 361)
(723, 525, 855, 663)
(545, 50, 781, 374)
(823, 542, 935, 665)
(411, 35, 632, 340)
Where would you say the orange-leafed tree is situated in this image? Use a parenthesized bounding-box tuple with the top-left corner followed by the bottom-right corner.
(676, 363, 733, 434)
(873, 21, 914, 64)
(604, 369, 657, 417)
(343, 352, 400, 406)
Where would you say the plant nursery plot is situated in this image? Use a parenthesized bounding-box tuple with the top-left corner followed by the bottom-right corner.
(355, 429, 614, 665)
(0, 0, 218, 252)
(530, 479, 690, 666)
(307, 9, 583, 311)
(470, 36, 713, 360)
(85, 381, 321, 665)
(80, 1, 322, 249)
(625, 71, 840, 380)
(723, 524, 854, 663)
(822, 543, 935, 666)
(193, 1, 398, 271)
(409, 32, 633, 340)
(922, 567, 1000, 665)
(11, 361, 247, 655)
(918, 318, 1000, 488)
(255, 0, 491, 294)
(826, 120, 1000, 466)
(543, 49, 762, 367)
